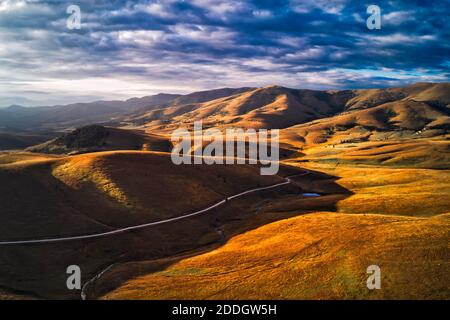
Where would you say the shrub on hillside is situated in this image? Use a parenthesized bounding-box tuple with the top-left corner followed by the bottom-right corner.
(56, 125, 109, 148)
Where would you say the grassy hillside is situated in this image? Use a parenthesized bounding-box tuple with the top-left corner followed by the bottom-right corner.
(288, 163, 450, 216)
(282, 138, 450, 169)
(27, 125, 172, 155)
(100, 212, 450, 300)
(281, 99, 449, 146)
(0, 151, 284, 240)
(0, 94, 179, 131)
(0, 82, 448, 300)
(96, 165, 449, 300)
(346, 82, 450, 110)
(279, 83, 449, 169)
(0, 132, 53, 151)
(0, 150, 307, 298)
(117, 83, 449, 135)
(72, 161, 449, 300)
(126, 85, 351, 132)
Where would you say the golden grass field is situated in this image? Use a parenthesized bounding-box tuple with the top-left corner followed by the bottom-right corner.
(1, 132, 449, 300)
(0, 83, 448, 299)
(287, 163, 450, 217)
(101, 212, 449, 300)
(0, 150, 305, 299)
(95, 160, 449, 300)
(0, 151, 283, 238)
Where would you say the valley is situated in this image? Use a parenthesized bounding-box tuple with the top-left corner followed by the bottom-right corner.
(0, 82, 448, 300)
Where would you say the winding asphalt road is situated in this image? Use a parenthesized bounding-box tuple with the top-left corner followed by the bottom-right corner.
(0, 171, 309, 246)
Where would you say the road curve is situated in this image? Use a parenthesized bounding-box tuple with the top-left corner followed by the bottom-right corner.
(0, 171, 309, 245)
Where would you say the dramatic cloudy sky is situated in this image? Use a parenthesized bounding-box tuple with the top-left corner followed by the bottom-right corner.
(0, 0, 448, 106)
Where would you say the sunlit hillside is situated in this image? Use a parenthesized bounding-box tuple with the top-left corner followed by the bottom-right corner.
(98, 162, 450, 300)
(100, 212, 450, 300)
(0, 150, 299, 298)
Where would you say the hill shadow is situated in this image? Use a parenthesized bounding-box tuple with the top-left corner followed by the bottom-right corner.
(81, 164, 352, 300)
(0, 162, 352, 300)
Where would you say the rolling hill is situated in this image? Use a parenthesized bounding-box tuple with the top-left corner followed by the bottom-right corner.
(281, 94, 449, 146)
(0, 151, 283, 240)
(115, 82, 449, 168)
(116, 83, 449, 144)
(0, 132, 54, 151)
(0, 88, 255, 132)
(27, 125, 172, 155)
(123, 85, 353, 132)
(0, 150, 305, 298)
(0, 82, 448, 300)
(0, 93, 180, 131)
(100, 212, 450, 300)
(279, 84, 449, 169)
(93, 162, 450, 300)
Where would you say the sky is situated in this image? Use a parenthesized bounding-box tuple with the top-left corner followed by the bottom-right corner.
(0, 0, 449, 106)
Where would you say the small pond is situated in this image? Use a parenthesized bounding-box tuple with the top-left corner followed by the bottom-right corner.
(302, 193, 321, 197)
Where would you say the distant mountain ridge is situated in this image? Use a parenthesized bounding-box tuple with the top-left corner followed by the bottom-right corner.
(0, 83, 448, 138)
(122, 82, 449, 133)
(0, 88, 254, 131)
(0, 93, 181, 130)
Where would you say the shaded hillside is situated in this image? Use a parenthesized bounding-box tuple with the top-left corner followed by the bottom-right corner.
(0, 89, 252, 131)
(0, 132, 53, 151)
(0, 151, 297, 298)
(0, 151, 283, 240)
(95, 158, 450, 301)
(27, 125, 172, 154)
(0, 93, 180, 130)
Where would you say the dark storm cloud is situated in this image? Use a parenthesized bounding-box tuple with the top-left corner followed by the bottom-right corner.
(0, 0, 448, 105)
